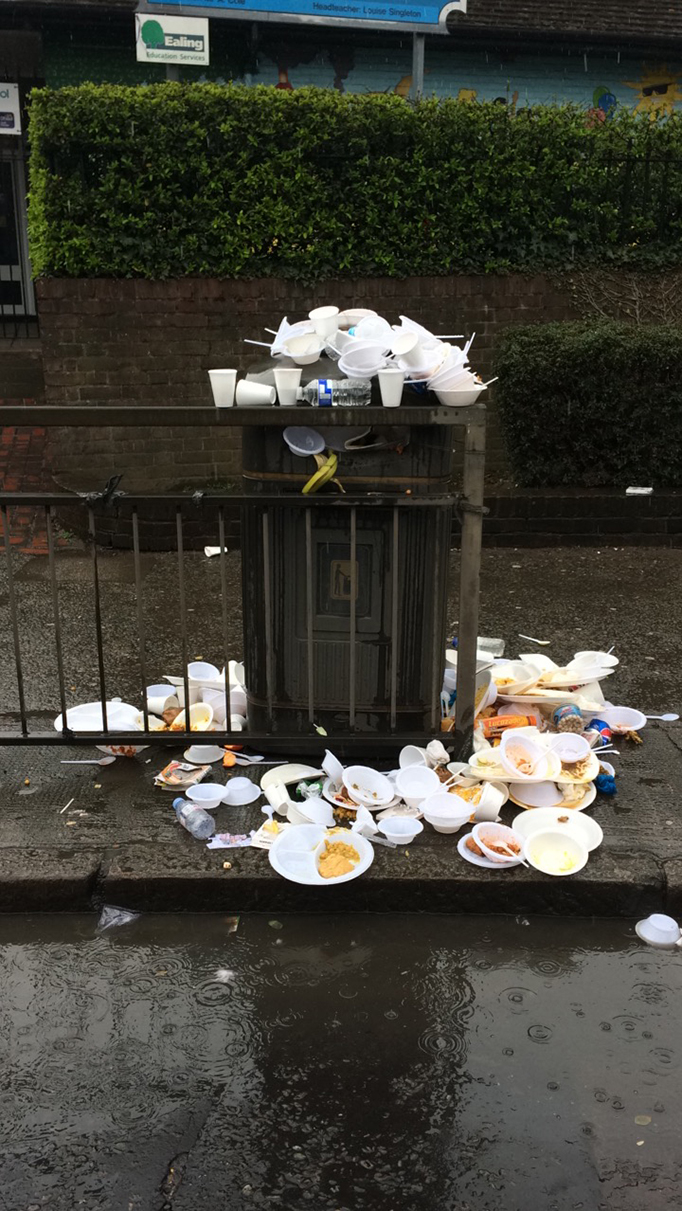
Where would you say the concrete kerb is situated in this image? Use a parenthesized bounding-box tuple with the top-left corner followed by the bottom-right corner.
(0, 725, 679, 916)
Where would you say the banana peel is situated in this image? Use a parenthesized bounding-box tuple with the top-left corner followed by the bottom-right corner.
(302, 450, 340, 495)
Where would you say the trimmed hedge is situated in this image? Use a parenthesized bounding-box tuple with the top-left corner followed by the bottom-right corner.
(495, 321, 682, 488)
(27, 83, 682, 280)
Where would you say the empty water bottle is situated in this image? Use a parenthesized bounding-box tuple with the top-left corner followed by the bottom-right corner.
(173, 796, 215, 840)
(297, 378, 371, 407)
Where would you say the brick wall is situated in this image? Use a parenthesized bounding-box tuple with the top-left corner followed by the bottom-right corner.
(36, 273, 578, 492)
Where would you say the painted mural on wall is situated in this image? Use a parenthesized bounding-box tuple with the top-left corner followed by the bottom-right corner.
(248, 49, 682, 117)
(43, 26, 682, 118)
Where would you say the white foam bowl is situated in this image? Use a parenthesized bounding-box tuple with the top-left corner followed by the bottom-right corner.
(222, 777, 261, 806)
(524, 829, 588, 877)
(422, 793, 471, 834)
(395, 765, 441, 808)
(379, 817, 424, 845)
(492, 661, 538, 695)
(188, 661, 221, 684)
(187, 784, 225, 811)
(434, 387, 485, 408)
(600, 706, 647, 733)
(343, 765, 394, 807)
(322, 749, 344, 788)
(636, 913, 681, 946)
(399, 745, 428, 768)
(472, 822, 524, 865)
(512, 807, 603, 852)
(169, 703, 214, 733)
(500, 733, 549, 781)
(573, 650, 619, 669)
(284, 335, 323, 365)
(550, 734, 591, 763)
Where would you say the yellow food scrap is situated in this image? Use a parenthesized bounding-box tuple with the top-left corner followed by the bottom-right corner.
(318, 839, 360, 880)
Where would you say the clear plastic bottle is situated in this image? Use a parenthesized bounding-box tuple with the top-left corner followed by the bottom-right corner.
(173, 796, 216, 840)
(296, 378, 372, 407)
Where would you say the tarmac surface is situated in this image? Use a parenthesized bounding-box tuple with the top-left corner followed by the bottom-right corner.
(0, 546, 680, 914)
(1, 911, 681, 1211)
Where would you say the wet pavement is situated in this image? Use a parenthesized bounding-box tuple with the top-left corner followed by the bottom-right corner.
(0, 546, 680, 715)
(0, 545, 680, 913)
(1, 912, 680, 1210)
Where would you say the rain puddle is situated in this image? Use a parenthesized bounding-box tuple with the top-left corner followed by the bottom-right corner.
(0, 913, 680, 1210)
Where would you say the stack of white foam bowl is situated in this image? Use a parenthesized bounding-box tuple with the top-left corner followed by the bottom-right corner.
(427, 348, 485, 407)
(338, 341, 388, 378)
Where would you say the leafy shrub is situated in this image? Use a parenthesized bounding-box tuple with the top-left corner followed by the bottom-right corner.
(495, 321, 682, 487)
(27, 83, 682, 280)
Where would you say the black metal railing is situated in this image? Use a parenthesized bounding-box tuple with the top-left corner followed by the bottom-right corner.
(0, 490, 456, 751)
(0, 401, 486, 757)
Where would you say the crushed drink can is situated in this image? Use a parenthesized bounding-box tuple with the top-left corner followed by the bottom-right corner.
(587, 718, 612, 745)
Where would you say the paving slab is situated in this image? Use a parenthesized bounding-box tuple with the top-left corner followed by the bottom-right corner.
(0, 723, 679, 915)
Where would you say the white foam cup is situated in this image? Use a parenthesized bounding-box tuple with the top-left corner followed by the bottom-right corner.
(378, 367, 405, 408)
(274, 366, 303, 406)
(236, 380, 276, 407)
(208, 369, 237, 408)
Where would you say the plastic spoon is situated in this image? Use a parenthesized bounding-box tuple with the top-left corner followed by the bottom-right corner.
(646, 713, 679, 722)
(518, 633, 551, 646)
(61, 755, 117, 766)
(496, 842, 530, 869)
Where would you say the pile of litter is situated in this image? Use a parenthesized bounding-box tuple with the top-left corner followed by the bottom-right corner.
(56, 644, 674, 897)
(208, 307, 497, 409)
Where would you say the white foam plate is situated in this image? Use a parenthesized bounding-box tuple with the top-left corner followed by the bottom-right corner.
(260, 764, 322, 791)
(509, 783, 597, 813)
(511, 807, 603, 851)
(555, 752, 600, 785)
(457, 833, 521, 870)
(498, 690, 602, 710)
(268, 825, 374, 886)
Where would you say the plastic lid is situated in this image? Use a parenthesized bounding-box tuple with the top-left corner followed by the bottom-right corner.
(283, 426, 325, 457)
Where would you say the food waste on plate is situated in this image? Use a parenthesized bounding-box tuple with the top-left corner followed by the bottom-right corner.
(207, 305, 495, 411)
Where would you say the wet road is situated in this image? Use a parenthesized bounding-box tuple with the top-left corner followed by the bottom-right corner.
(2, 914, 680, 1210)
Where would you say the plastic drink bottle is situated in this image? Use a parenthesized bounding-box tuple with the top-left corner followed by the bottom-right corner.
(172, 796, 215, 840)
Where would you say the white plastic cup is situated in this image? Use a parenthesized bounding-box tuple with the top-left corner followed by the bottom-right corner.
(236, 380, 276, 407)
(309, 306, 339, 338)
(391, 331, 423, 367)
(274, 366, 303, 407)
(208, 369, 237, 408)
(378, 367, 405, 408)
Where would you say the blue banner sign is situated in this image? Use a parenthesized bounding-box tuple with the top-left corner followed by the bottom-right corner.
(143, 0, 466, 34)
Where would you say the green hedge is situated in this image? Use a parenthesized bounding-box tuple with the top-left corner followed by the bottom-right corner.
(27, 83, 682, 280)
(495, 321, 682, 487)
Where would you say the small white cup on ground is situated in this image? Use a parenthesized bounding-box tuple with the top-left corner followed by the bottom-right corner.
(309, 306, 339, 338)
(378, 367, 405, 408)
(208, 369, 237, 408)
(236, 380, 276, 407)
(274, 366, 303, 407)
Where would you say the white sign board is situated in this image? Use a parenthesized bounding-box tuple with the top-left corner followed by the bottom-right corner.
(135, 14, 209, 65)
(0, 84, 22, 136)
